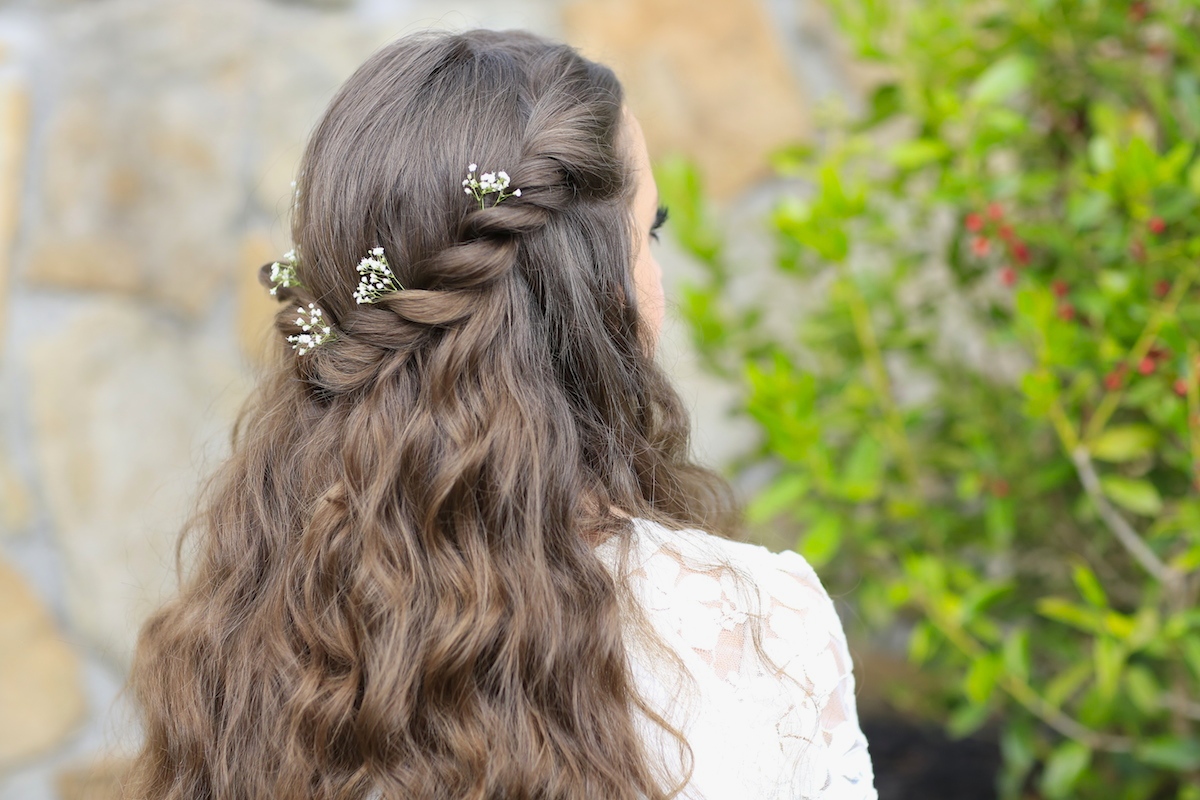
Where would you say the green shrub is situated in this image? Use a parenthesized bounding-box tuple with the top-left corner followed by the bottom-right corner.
(660, 1, 1200, 797)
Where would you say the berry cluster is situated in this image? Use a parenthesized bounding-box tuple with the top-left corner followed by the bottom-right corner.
(964, 202, 1031, 290)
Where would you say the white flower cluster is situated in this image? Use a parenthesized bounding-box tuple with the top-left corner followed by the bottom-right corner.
(353, 246, 402, 304)
(462, 163, 521, 208)
(286, 303, 333, 355)
(268, 249, 301, 296)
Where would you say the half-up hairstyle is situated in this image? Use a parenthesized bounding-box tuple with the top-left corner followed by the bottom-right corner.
(126, 29, 738, 800)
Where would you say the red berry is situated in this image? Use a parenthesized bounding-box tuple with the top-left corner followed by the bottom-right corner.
(1149, 217, 1166, 235)
(1057, 303, 1076, 321)
(1104, 366, 1126, 390)
(965, 213, 984, 232)
(1000, 266, 1017, 286)
(1052, 280, 1069, 298)
(972, 236, 991, 257)
(1175, 378, 1189, 397)
(991, 478, 1011, 498)
(998, 224, 1016, 243)
(1130, 1, 1148, 21)
(1138, 356, 1156, 375)
(1155, 279, 1171, 298)
(987, 202, 1005, 221)
(1012, 241, 1031, 265)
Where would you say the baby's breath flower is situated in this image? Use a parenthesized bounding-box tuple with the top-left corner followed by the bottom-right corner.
(268, 249, 301, 296)
(286, 302, 333, 355)
(354, 247, 402, 304)
(462, 163, 522, 208)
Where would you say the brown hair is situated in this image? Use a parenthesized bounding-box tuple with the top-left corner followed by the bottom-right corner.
(126, 29, 737, 800)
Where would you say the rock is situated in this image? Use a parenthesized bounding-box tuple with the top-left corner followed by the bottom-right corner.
(56, 756, 134, 800)
(242, 9, 377, 215)
(0, 74, 28, 352)
(0, 450, 33, 538)
(25, 0, 255, 316)
(27, 297, 247, 667)
(0, 558, 87, 770)
(563, 0, 810, 199)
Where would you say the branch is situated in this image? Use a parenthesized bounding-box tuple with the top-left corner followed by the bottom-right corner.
(1071, 446, 1180, 587)
(918, 592, 1135, 753)
(1163, 691, 1200, 721)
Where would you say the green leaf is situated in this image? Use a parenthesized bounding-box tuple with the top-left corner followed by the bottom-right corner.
(862, 83, 902, 127)
(1099, 476, 1163, 516)
(653, 155, 723, 264)
(999, 721, 1036, 799)
(1067, 190, 1112, 228)
(1094, 637, 1125, 701)
(1189, 159, 1200, 197)
(1071, 562, 1108, 608)
(1090, 425, 1158, 462)
(797, 513, 842, 569)
(969, 54, 1036, 106)
(964, 653, 1002, 705)
(1039, 741, 1091, 799)
(908, 620, 936, 665)
(947, 701, 991, 739)
(1002, 628, 1030, 682)
(1037, 597, 1104, 633)
(1134, 736, 1200, 771)
(1170, 543, 1200, 573)
(1089, 135, 1116, 173)
(839, 432, 884, 501)
(1044, 660, 1091, 709)
(887, 138, 951, 170)
(1182, 635, 1200, 682)
(985, 497, 1015, 550)
(1123, 665, 1161, 715)
(961, 581, 1013, 623)
(1020, 369, 1057, 417)
(747, 473, 810, 524)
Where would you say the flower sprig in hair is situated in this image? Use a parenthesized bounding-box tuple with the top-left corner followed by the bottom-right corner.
(268, 249, 302, 296)
(354, 247, 402, 304)
(462, 163, 521, 208)
(287, 303, 333, 355)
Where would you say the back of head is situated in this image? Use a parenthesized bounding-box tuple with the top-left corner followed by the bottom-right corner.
(127, 29, 734, 800)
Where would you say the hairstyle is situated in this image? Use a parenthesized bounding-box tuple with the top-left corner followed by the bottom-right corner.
(126, 29, 738, 800)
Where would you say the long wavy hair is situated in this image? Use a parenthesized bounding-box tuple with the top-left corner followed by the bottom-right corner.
(126, 29, 739, 800)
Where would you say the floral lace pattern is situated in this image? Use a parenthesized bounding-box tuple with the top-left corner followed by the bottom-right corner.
(594, 519, 878, 800)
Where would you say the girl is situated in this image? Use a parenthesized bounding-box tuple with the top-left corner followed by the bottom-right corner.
(127, 28, 876, 800)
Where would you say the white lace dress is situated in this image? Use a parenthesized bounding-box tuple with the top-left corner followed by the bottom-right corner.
(594, 518, 877, 800)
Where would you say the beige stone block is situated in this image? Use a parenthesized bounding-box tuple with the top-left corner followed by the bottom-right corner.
(237, 230, 284, 368)
(28, 297, 248, 667)
(25, 0, 256, 316)
(0, 451, 33, 538)
(0, 559, 86, 770)
(564, 0, 810, 199)
(57, 756, 134, 800)
(0, 76, 29, 351)
(244, 16, 377, 215)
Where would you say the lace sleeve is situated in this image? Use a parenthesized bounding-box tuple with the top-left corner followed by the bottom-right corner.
(625, 530, 878, 799)
(762, 549, 877, 799)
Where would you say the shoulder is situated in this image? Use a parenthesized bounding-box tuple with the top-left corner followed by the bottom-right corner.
(617, 518, 835, 613)
(605, 518, 848, 660)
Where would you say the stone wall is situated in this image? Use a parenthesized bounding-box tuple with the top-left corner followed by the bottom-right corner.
(0, 1, 854, 797)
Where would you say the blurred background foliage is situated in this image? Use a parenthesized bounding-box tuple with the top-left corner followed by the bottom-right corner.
(658, 0, 1200, 797)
